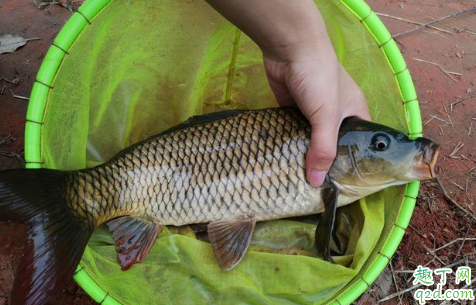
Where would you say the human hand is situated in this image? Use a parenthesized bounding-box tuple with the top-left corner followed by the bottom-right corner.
(205, 0, 371, 187)
(263, 46, 370, 187)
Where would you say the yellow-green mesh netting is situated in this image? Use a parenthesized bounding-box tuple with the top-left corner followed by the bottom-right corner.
(42, 0, 408, 304)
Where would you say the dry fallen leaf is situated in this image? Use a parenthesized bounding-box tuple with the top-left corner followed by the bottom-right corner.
(0, 34, 36, 55)
(34, 0, 86, 11)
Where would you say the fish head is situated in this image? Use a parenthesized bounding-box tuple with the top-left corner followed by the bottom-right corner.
(329, 117, 439, 190)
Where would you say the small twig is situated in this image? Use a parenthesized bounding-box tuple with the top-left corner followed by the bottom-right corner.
(427, 115, 450, 125)
(431, 238, 476, 252)
(469, 122, 474, 136)
(435, 176, 476, 222)
(389, 260, 400, 293)
(455, 218, 473, 260)
(428, 15, 476, 37)
(447, 71, 462, 76)
(446, 113, 454, 129)
(392, 6, 476, 38)
(413, 58, 460, 82)
(463, 27, 476, 35)
(424, 116, 435, 125)
(465, 178, 469, 195)
(0, 134, 15, 145)
(449, 142, 464, 157)
(378, 283, 424, 303)
(449, 179, 465, 191)
(450, 92, 476, 107)
(34, 0, 59, 8)
(424, 234, 446, 265)
(0, 151, 25, 167)
(459, 155, 474, 162)
(409, 224, 427, 238)
(376, 13, 454, 34)
(9, 89, 29, 101)
(443, 257, 469, 269)
(393, 270, 415, 274)
(427, 14, 465, 33)
(0, 151, 19, 158)
(0, 76, 21, 85)
(34, 0, 75, 12)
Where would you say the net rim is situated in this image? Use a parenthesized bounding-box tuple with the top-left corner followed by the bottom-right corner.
(24, 0, 423, 304)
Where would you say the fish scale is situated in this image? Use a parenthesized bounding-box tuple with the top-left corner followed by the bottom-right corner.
(64, 108, 319, 228)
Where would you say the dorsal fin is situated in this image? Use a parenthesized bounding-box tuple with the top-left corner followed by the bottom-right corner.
(158, 109, 245, 136)
(107, 216, 163, 270)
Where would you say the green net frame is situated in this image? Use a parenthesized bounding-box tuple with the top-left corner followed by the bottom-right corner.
(24, 0, 423, 304)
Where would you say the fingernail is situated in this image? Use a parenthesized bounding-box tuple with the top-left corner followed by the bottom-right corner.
(309, 170, 326, 187)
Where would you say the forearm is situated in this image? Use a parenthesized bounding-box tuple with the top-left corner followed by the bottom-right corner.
(205, 0, 336, 61)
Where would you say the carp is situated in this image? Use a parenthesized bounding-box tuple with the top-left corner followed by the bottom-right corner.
(0, 107, 439, 305)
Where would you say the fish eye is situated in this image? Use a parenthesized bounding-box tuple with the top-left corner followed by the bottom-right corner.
(372, 134, 390, 151)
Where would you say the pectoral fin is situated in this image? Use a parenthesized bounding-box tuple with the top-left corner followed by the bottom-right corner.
(107, 216, 163, 270)
(208, 217, 257, 270)
(315, 176, 340, 263)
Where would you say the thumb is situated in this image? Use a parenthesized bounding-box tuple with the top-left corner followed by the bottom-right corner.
(305, 111, 340, 187)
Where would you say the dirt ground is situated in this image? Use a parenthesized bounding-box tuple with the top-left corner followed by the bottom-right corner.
(0, 0, 475, 304)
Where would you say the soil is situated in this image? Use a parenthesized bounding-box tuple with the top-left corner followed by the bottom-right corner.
(0, 0, 475, 304)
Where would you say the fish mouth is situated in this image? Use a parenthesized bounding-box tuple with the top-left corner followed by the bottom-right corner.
(412, 142, 440, 180)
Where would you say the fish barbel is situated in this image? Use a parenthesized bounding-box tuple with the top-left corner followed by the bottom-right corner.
(0, 107, 439, 305)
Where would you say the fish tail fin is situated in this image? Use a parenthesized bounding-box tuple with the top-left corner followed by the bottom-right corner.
(0, 169, 93, 305)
